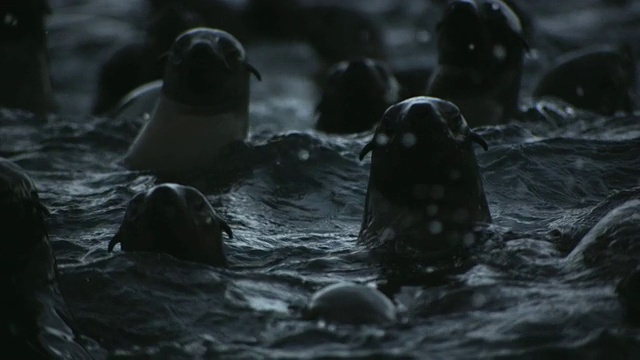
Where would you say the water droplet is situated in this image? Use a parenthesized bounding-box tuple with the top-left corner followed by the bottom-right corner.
(472, 293, 487, 308)
(428, 221, 443, 234)
(4, 13, 18, 27)
(468, 43, 476, 51)
(576, 86, 585, 97)
(493, 44, 507, 61)
(491, 2, 500, 11)
(381, 228, 396, 241)
(416, 30, 431, 43)
(463, 233, 475, 247)
(375, 133, 389, 146)
(401, 133, 417, 148)
(298, 149, 310, 161)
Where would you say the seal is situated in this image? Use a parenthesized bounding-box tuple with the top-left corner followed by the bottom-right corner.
(108, 183, 233, 267)
(358, 96, 491, 261)
(532, 44, 636, 116)
(426, 0, 529, 127)
(121, 27, 261, 173)
(0, 0, 56, 120)
(303, 282, 397, 325)
(314, 58, 400, 134)
(300, 4, 387, 65)
(0, 158, 92, 358)
(92, 1, 207, 115)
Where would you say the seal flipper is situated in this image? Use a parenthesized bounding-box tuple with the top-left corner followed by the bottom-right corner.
(219, 219, 233, 239)
(107, 232, 123, 252)
(245, 62, 262, 81)
(470, 131, 489, 151)
(359, 141, 375, 161)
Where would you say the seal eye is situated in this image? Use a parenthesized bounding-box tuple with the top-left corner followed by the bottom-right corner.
(217, 36, 243, 61)
(2, 13, 19, 28)
(171, 36, 190, 55)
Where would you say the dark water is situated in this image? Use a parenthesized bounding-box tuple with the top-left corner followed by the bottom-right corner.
(4, 0, 640, 358)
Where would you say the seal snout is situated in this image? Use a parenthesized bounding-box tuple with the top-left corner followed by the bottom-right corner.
(448, 0, 479, 14)
(188, 40, 219, 68)
(144, 184, 190, 220)
(109, 183, 232, 267)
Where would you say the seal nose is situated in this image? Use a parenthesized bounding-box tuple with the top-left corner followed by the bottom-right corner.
(448, 0, 478, 13)
(403, 101, 440, 131)
(344, 59, 374, 80)
(189, 41, 217, 67)
(146, 185, 184, 218)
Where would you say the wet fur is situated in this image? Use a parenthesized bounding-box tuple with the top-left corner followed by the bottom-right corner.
(122, 28, 260, 173)
(358, 97, 491, 260)
(426, 0, 528, 126)
(108, 183, 233, 267)
(0, 1, 56, 120)
(0, 158, 91, 358)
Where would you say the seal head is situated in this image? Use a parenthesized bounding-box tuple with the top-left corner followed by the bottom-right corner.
(426, 0, 528, 126)
(122, 27, 261, 173)
(533, 45, 636, 116)
(109, 183, 233, 267)
(0, 0, 56, 120)
(315, 58, 400, 134)
(303, 283, 397, 325)
(0, 158, 92, 358)
(358, 96, 491, 260)
(161, 27, 261, 111)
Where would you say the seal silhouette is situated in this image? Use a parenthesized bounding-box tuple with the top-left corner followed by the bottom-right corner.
(0, 158, 92, 358)
(533, 45, 636, 116)
(121, 27, 261, 173)
(108, 183, 233, 267)
(303, 282, 397, 325)
(0, 0, 56, 120)
(358, 96, 491, 260)
(92, 1, 207, 115)
(315, 58, 400, 134)
(426, 0, 529, 126)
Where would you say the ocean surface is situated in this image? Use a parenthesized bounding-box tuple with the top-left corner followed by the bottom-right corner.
(4, 0, 640, 358)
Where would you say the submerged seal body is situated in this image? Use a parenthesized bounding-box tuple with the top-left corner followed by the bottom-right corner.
(108, 183, 233, 267)
(303, 282, 397, 325)
(0, 0, 56, 120)
(532, 45, 636, 116)
(426, 0, 529, 126)
(122, 27, 261, 173)
(0, 158, 92, 358)
(358, 96, 491, 260)
(315, 58, 400, 134)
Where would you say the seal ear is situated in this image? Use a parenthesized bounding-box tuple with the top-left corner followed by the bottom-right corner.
(245, 62, 262, 81)
(470, 132, 489, 151)
(359, 141, 375, 161)
(220, 220, 233, 239)
(108, 232, 123, 252)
